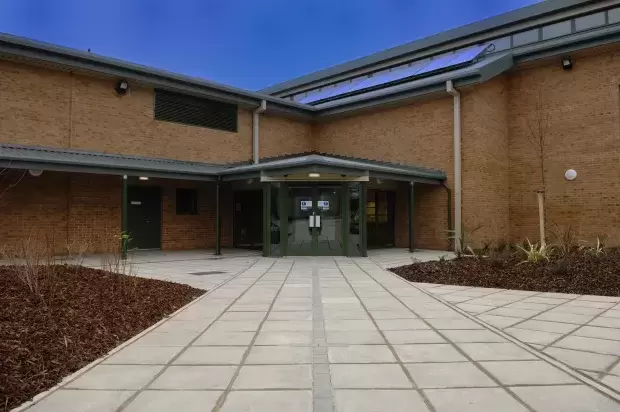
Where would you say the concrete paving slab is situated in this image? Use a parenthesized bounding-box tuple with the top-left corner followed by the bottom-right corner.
(220, 390, 312, 412)
(149, 365, 236, 389)
(393, 344, 467, 363)
(173, 346, 246, 365)
(233, 365, 312, 389)
(124, 390, 221, 412)
(26, 390, 134, 412)
(406, 362, 497, 388)
(66, 365, 163, 390)
(328, 345, 396, 363)
(329, 364, 412, 388)
(480, 360, 578, 385)
(424, 388, 529, 412)
(456, 343, 538, 361)
(511, 385, 620, 412)
(334, 389, 430, 412)
(245, 346, 312, 364)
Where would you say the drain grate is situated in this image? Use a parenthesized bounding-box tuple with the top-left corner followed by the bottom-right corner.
(189, 270, 226, 276)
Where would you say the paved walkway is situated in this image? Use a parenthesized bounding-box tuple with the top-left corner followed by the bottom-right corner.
(18, 255, 620, 412)
(417, 282, 620, 394)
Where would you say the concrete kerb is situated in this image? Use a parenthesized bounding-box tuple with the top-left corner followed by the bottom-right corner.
(12, 258, 266, 412)
(371, 260, 620, 404)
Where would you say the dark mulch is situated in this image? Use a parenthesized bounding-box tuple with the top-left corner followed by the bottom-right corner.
(0, 265, 204, 412)
(390, 249, 620, 297)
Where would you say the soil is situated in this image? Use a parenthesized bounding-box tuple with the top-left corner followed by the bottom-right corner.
(0, 265, 204, 412)
(390, 249, 620, 297)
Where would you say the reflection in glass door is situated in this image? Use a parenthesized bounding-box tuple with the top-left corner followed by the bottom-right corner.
(287, 186, 315, 255)
(316, 186, 343, 256)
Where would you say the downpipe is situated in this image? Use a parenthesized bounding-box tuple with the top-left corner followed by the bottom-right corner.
(446, 80, 462, 253)
(252, 100, 267, 164)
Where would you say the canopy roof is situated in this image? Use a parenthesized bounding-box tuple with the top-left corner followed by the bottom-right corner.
(0, 144, 446, 184)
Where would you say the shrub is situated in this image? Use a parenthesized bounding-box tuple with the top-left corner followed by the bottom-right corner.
(581, 237, 606, 258)
(517, 238, 552, 264)
(550, 223, 583, 256)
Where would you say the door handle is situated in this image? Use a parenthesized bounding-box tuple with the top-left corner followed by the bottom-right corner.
(309, 215, 315, 228)
(315, 215, 321, 227)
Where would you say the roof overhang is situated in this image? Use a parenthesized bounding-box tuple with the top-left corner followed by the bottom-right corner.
(220, 154, 446, 184)
(0, 144, 222, 181)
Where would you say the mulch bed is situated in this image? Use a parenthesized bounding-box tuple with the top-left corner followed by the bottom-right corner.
(0, 265, 204, 412)
(390, 248, 620, 297)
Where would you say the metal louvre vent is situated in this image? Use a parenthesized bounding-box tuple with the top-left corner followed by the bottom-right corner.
(154, 90, 238, 132)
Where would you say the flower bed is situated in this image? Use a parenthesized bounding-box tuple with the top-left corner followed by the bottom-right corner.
(0, 265, 204, 412)
(390, 249, 620, 297)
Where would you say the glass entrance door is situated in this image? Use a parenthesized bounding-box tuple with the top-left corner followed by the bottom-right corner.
(286, 185, 344, 256)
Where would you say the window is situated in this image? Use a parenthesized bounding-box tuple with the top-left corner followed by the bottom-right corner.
(542, 20, 572, 40)
(575, 12, 605, 31)
(154, 90, 238, 132)
(512, 29, 539, 47)
(176, 188, 198, 215)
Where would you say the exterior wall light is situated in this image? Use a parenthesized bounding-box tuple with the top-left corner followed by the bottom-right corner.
(115, 79, 130, 95)
(28, 169, 43, 177)
(308, 172, 320, 178)
(139, 176, 149, 181)
(564, 169, 577, 181)
(562, 57, 573, 70)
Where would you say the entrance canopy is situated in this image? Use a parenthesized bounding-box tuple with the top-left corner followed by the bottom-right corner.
(221, 152, 446, 184)
(0, 144, 447, 184)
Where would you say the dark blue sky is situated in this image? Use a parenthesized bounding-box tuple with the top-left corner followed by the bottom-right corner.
(0, 0, 539, 90)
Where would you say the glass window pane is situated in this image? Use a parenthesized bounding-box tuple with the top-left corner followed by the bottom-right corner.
(542, 20, 572, 40)
(609, 8, 620, 24)
(575, 12, 605, 31)
(513, 29, 539, 47)
(490, 36, 511, 52)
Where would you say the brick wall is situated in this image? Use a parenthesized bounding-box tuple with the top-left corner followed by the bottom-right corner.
(0, 171, 231, 253)
(508, 47, 620, 245)
(0, 60, 253, 164)
(260, 114, 313, 159)
(461, 76, 510, 245)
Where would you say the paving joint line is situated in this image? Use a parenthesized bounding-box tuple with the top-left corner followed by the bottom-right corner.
(114, 258, 279, 412)
(368, 258, 620, 404)
(312, 259, 334, 412)
(350, 259, 538, 412)
(211, 260, 297, 412)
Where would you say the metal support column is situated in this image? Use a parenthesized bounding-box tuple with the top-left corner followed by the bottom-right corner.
(359, 182, 367, 257)
(262, 183, 272, 257)
(409, 181, 415, 253)
(121, 175, 128, 260)
(342, 183, 349, 257)
(215, 180, 221, 255)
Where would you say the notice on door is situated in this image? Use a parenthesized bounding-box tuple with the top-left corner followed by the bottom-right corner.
(318, 200, 330, 211)
(300, 200, 312, 211)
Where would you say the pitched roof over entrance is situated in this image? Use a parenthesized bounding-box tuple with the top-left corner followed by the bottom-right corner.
(0, 144, 446, 184)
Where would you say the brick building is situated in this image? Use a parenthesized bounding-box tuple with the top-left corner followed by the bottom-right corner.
(1, 0, 619, 256)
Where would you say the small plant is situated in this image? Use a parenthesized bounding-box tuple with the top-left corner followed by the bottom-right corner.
(443, 223, 483, 257)
(517, 238, 552, 264)
(580, 237, 606, 257)
(549, 223, 583, 256)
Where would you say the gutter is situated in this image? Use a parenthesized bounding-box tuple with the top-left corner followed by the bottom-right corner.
(252, 100, 267, 164)
(446, 80, 462, 253)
